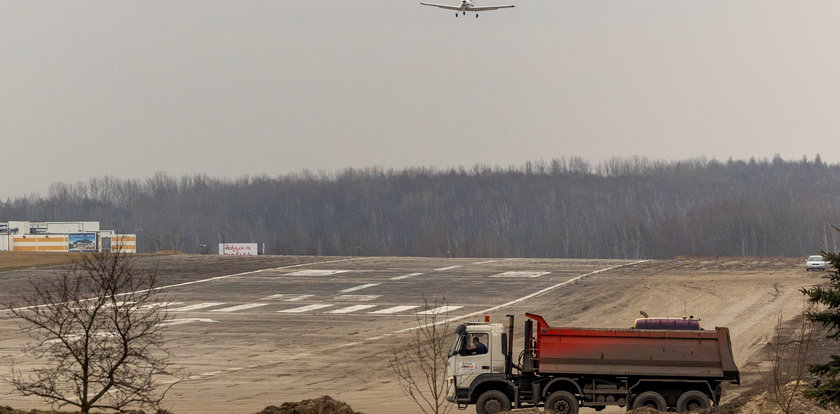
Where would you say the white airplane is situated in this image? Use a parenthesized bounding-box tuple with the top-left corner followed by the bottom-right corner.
(420, 0, 515, 18)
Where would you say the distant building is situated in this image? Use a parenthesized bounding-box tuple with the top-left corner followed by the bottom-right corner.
(0, 221, 136, 253)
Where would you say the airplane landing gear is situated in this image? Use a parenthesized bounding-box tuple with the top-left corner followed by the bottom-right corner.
(476, 13, 479, 18)
(455, 13, 458, 17)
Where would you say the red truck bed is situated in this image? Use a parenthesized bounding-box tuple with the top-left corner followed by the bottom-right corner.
(527, 313, 739, 383)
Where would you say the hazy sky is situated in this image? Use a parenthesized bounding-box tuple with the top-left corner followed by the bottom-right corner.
(3, 1, 840, 198)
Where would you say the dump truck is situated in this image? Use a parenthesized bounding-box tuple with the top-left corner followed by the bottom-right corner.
(445, 313, 739, 414)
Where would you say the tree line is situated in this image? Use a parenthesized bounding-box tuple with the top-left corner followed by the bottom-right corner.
(2, 155, 839, 259)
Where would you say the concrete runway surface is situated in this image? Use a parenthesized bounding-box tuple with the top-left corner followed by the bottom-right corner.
(0, 254, 814, 413)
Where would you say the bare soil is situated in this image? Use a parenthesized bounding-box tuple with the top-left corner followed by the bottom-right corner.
(1, 255, 835, 414)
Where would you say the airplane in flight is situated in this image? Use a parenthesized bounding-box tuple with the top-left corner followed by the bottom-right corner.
(420, 0, 515, 18)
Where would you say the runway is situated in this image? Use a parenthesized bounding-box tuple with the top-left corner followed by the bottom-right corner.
(0, 254, 811, 413)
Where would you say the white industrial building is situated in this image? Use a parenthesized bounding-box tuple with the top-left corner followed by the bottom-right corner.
(0, 221, 136, 253)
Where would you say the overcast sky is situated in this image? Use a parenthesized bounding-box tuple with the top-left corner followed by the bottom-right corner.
(2, 1, 840, 198)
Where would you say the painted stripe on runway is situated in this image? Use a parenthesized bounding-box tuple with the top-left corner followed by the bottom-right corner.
(259, 294, 286, 300)
(334, 295, 381, 301)
(259, 294, 314, 301)
(286, 269, 350, 277)
(327, 305, 378, 314)
(490, 271, 550, 278)
(434, 265, 462, 271)
(278, 304, 333, 313)
(210, 303, 268, 313)
(390, 273, 423, 280)
(159, 318, 217, 327)
(417, 305, 463, 315)
(2, 257, 365, 314)
(395, 260, 651, 334)
(171, 303, 226, 312)
(284, 294, 313, 302)
(472, 260, 498, 264)
(370, 305, 419, 314)
(340, 283, 380, 293)
(139, 301, 184, 310)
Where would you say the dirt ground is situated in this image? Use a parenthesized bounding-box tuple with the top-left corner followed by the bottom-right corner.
(328, 257, 826, 414)
(0, 254, 834, 414)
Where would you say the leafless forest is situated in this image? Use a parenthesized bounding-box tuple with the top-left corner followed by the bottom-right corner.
(2, 156, 838, 259)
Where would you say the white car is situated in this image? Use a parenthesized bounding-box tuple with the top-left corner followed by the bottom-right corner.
(806, 255, 829, 271)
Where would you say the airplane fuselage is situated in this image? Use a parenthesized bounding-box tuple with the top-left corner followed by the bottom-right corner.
(419, 0, 514, 17)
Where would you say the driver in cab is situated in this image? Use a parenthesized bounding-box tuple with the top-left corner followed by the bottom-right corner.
(465, 336, 487, 355)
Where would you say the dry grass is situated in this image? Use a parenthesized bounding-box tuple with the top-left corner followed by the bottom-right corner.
(0, 252, 80, 271)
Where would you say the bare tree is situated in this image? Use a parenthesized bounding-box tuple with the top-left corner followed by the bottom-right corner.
(762, 306, 815, 414)
(5, 252, 180, 414)
(390, 297, 454, 414)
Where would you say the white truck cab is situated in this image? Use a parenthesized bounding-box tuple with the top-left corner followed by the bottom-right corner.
(446, 321, 509, 407)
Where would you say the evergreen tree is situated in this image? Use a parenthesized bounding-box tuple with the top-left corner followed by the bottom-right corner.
(802, 225, 840, 405)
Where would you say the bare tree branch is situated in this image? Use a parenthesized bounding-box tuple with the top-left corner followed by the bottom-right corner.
(390, 296, 453, 414)
(4, 252, 184, 414)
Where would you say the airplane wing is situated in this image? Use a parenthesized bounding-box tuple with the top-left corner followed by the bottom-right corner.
(472, 5, 515, 11)
(420, 2, 463, 11)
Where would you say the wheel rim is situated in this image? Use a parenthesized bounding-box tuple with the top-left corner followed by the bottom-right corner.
(640, 398, 657, 408)
(687, 399, 702, 410)
(485, 399, 502, 413)
(552, 400, 571, 414)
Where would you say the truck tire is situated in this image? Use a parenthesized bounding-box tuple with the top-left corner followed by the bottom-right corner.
(631, 391, 667, 411)
(676, 390, 711, 412)
(475, 390, 511, 414)
(545, 390, 579, 414)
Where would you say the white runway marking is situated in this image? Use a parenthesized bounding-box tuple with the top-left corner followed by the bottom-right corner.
(159, 318, 217, 327)
(284, 294, 314, 302)
(340, 283, 380, 293)
(171, 303, 226, 312)
(434, 265, 462, 271)
(327, 305, 378, 314)
(261, 294, 313, 302)
(2, 257, 365, 314)
(396, 260, 651, 334)
(286, 270, 350, 277)
(334, 295, 381, 301)
(210, 303, 268, 313)
(370, 305, 420, 314)
(390, 273, 423, 280)
(490, 271, 550, 278)
(278, 304, 333, 313)
(140, 301, 183, 310)
(417, 305, 463, 315)
(162, 302, 184, 308)
(472, 260, 498, 264)
(259, 294, 286, 300)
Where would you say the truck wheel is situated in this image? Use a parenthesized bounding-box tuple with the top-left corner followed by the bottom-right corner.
(545, 390, 579, 414)
(475, 390, 511, 414)
(676, 390, 711, 412)
(631, 391, 667, 411)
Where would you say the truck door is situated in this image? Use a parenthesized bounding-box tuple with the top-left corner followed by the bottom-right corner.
(454, 332, 491, 390)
